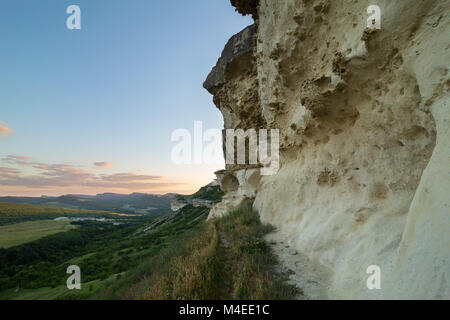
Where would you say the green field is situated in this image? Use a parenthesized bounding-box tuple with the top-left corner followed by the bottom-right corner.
(0, 220, 76, 249)
(0, 276, 116, 300)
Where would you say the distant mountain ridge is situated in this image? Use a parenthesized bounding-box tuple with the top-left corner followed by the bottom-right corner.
(0, 192, 173, 215)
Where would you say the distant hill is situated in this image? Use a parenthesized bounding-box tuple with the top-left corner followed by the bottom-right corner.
(0, 192, 172, 215)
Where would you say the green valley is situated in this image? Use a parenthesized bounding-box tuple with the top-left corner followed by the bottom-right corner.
(0, 186, 296, 300)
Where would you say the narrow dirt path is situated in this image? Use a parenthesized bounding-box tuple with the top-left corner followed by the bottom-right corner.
(265, 233, 331, 300)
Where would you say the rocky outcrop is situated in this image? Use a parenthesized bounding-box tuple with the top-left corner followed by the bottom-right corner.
(170, 198, 215, 211)
(230, 0, 259, 19)
(204, 24, 265, 134)
(209, 168, 260, 218)
(170, 199, 189, 212)
(204, 25, 255, 94)
(206, 0, 450, 299)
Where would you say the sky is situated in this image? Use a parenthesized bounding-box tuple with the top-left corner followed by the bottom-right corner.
(0, 0, 252, 196)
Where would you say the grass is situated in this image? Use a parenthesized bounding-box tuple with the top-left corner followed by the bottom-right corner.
(0, 285, 70, 300)
(92, 206, 211, 300)
(102, 206, 297, 300)
(143, 222, 223, 299)
(0, 220, 76, 249)
(214, 207, 297, 299)
(0, 276, 117, 300)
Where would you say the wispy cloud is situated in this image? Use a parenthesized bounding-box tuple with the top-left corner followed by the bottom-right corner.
(94, 161, 114, 168)
(0, 123, 14, 138)
(2, 155, 32, 165)
(0, 155, 184, 195)
(0, 167, 20, 178)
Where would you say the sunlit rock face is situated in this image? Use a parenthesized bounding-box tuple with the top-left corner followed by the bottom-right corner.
(206, 0, 450, 299)
(170, 199, 188, 212)
(209, 168, 261, 218)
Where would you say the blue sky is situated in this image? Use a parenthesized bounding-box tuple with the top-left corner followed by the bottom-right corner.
(0, 0, 252, 196)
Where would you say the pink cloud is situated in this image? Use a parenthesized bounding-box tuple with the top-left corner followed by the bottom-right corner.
(2, 155, 32, 165)
(0, 155, 184, 194)
(0, 167, 20, 178)
(0, 123, 14, 138)
(94, 161, 115, 168)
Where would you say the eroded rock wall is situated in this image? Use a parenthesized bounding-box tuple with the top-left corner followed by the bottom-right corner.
(206, 0, 450, 299)
(205, 23, 264, 218)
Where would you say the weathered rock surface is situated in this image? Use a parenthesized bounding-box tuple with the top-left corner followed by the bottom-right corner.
(206, 0, 450, 299)
(170, 198, 215, 212)
(209, 168, 260, 218)
(230, 0, 259, 19)
(170, 199, 189, 212)
(204, 25, 255, 93)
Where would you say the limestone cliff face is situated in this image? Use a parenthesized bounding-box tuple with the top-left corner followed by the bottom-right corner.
(205, 0, 450, 299)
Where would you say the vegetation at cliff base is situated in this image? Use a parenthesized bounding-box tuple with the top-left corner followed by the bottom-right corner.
(100, 206, 297, 300)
